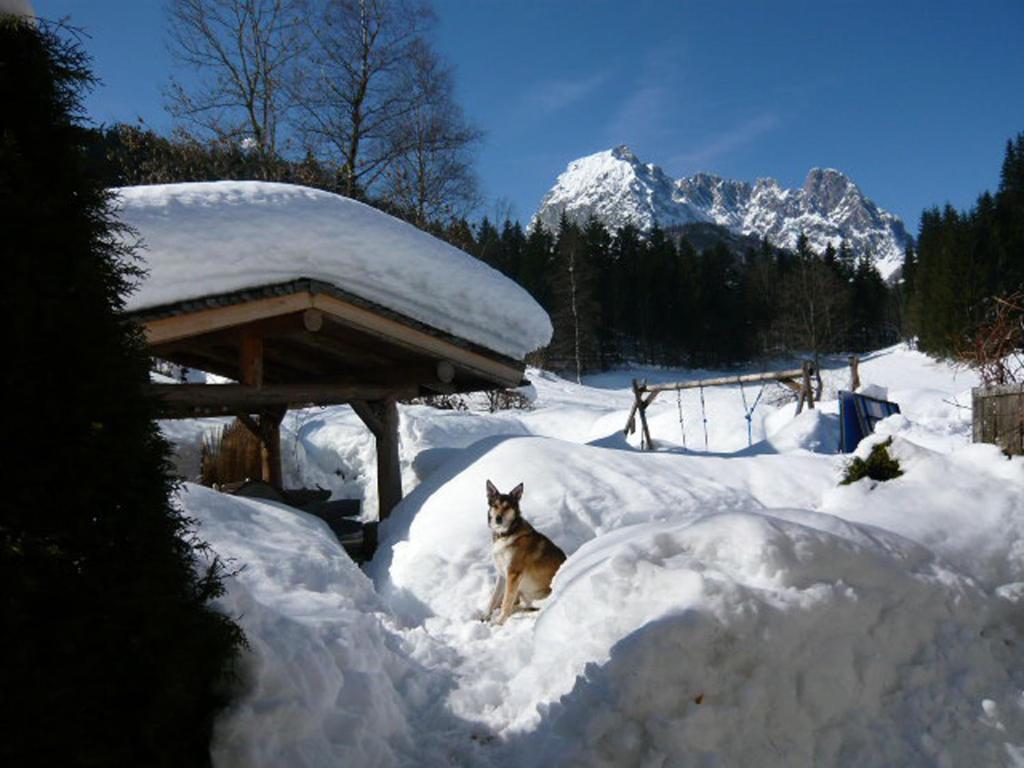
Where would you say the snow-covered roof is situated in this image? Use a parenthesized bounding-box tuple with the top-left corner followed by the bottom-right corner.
(116, 181, 552, 360)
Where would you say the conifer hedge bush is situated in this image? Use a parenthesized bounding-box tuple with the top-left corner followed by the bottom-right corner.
(0, 16, 244, 767)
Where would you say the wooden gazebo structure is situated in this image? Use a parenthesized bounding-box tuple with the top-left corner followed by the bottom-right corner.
(133, 278, 526, 521)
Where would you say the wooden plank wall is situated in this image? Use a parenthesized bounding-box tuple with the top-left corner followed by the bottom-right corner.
(973, 384, 1024, 456)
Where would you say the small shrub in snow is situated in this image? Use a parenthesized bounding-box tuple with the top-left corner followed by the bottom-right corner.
(486, 388, 532, 412)
(408, 393, 469, 411)
(841, 437, 903, 485)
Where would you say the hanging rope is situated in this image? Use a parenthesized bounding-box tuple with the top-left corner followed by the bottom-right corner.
(739, 381, 769, 447)
(676, 388, 686, 449)
(699, 384, 709, 451)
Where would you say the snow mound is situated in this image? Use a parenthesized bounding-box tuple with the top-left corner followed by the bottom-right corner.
(179, 484, 425, 768)
(369, 435, 765, 623)
(116, 181, 551, 359)
(527, 512, 1021, 767)
(369, 429, 1024, 765)
(824, 431, 1024, 590)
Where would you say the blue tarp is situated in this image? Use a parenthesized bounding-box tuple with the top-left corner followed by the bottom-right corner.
(838, 391, 901, 453)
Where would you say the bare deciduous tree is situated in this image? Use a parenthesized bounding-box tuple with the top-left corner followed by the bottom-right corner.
(781, 235, 849, 364)
(165, 0, 482, 217)
(956, 291, 1024, 385)
(166, 0, 305, 171)
(293, 0, 435, 197)
(381, 42, 482, 223)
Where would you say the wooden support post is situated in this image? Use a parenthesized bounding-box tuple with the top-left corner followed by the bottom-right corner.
(625, 379, 641, 437)
(239, 331, 263, 387)
(238, 329, 285, 488)
(802, 361, 815, 411)
(849, 355, 861, 391)
(352, 398, 403, 521)
(258, 406, 286, 488)
(631, 379, 655, 450)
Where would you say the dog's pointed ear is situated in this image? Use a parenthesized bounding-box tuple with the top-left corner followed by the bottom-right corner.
(510, 482, 524, 503)
(486, 479, 499, 503)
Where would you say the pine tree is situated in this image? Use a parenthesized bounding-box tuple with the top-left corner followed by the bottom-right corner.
(499, 218, 526, 280)
(996, 133, 1024, 292)
(474, 216, 502, 270)
(520, 222, 555, 307)
(610, 224, 645, 360)
(582, 218, 618, 367)
(547, 214, 600, 378)
(674, 236, 701, 363)
(0, 18, 243, 766)
(908, 133, 1024, 356)
(696, 243, 747, 365)
(782, 233, 847, 360)
(848, 254, 889, 350)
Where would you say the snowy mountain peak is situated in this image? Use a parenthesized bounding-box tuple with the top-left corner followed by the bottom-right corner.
(802, 168, 860, 212)
(534, 148, 911, 279)
(610, 144, 639, 162)
(535, 146, 706, 233)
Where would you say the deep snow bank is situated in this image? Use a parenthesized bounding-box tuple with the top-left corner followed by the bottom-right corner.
(371, 432, 1024, 766)
(824, 420, 1024, 590)
(167, 346, 1024, 767)
(525, 512, 1021, 767)
(368, 434, 835, 623)
(179, 484, 428, 767)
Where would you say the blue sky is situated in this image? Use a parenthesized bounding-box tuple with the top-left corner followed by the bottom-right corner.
(36, 0, 1024, 230)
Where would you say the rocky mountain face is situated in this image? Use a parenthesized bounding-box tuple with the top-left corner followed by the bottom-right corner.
(533, 145, 912, 278)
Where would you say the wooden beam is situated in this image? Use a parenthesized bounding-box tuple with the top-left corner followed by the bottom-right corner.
(352, 398, 403, 521)
(147, 381, 418, 418)
(303, 308, 324, 332)
(436, 360, 456, 384)
(139, 289, 525, 390)
(142, 292, 313, 345)
(153, 349, 238, 382)
(638, 367, 809, 395)
(234, 411, 261, 438)
(312, 294, 524, 388)
(286, 326, 399, 369)
(779, 378, 803, 393)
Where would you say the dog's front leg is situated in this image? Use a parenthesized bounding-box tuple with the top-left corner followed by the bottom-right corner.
(495, 570, 523, 626)
(481, 574, 505, 621)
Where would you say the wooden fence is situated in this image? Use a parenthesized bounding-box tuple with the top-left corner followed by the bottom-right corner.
(973, 383, 1024, 456)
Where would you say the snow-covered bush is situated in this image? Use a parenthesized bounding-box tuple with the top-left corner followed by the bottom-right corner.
(840, 436, 903, 484)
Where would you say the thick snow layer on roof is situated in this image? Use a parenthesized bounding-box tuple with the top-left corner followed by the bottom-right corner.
(115, 181, 551, 360)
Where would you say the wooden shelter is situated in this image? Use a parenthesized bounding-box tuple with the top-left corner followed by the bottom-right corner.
(132, 277, 527, 520)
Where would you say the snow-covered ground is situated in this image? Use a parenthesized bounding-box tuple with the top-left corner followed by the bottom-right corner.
(171, 345, 1024, 767)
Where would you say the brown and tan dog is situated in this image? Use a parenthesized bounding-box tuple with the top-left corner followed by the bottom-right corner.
(481, 480, 566, 625)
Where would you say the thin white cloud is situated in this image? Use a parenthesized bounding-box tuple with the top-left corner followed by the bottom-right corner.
(670, 112, 781, 171)
(524, 73, 607, 115)
(604, 41, 686, 147)
(606, 84, 671, 147)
